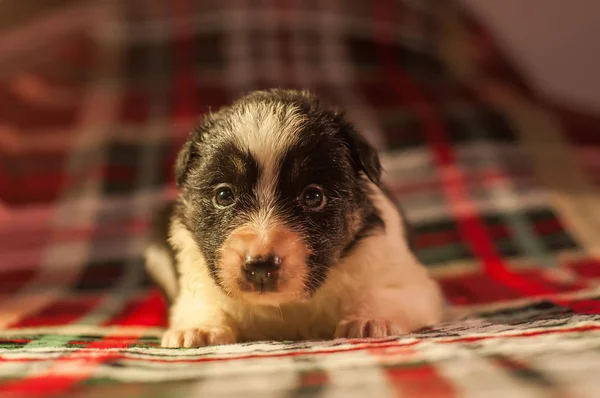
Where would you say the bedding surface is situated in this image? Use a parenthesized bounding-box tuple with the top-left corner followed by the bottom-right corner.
(1, 0, 600, 397)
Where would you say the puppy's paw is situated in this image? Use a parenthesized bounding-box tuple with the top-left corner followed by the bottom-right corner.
(161, 327, 236, 348)
(334, 319, 404, 339)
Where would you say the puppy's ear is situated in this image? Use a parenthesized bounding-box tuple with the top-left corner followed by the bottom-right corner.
(174, 132, 199, 188)
(175, 111, 224, 187)
(341, 122, 382, 185)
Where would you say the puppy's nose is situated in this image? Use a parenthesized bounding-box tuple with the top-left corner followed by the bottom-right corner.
(243, 255, 281, 291)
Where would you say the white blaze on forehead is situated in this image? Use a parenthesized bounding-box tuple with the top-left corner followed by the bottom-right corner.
(228, 102, 305, 211)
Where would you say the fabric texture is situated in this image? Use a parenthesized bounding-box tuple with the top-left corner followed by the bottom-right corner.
(1, 0, 600, 396)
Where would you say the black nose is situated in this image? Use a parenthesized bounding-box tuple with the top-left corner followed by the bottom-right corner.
(243, 255, 281, 291)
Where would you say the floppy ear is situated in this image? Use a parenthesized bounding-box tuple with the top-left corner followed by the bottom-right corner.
(341, 122, 382, 185)
(175, 110, 226, 188)
(174, 131, 199, 188)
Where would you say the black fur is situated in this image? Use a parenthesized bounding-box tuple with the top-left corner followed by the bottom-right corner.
(157, 89, 400, 297)
(339, 121, 382, 186)
(182, 141, 260, 283)
(340, 210, 385, 258)
(174, 135, 195, 187)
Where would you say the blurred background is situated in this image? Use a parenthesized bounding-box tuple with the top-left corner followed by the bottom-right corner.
(462, 0, 600, 114)
(0, 0, 599, 326)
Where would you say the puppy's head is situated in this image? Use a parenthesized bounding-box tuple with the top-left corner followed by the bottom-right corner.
(175, 89, 382, 305)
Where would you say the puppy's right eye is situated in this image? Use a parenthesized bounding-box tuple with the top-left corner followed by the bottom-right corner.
(214, 186, 236, 208)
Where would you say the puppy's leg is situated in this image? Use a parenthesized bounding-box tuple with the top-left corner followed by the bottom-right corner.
(162, 292, 239, 348)
(334, 279, 443, 338)
(161, 216, 242, 348)
(332, 185, 444, 339)
(334, 319, 403, 339)
(333, 260, 444, 339)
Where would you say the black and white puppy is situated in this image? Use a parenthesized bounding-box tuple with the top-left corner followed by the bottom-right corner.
(145, 89, 444, 347)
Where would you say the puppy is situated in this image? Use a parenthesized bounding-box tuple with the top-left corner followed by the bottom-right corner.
(145, 89, 444, 347)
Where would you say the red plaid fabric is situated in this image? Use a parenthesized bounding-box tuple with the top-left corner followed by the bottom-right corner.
(1, 0, 600, 397)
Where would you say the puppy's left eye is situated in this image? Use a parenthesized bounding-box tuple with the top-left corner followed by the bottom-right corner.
(214, 185, 236, 208)
(300, 184, 326, 210)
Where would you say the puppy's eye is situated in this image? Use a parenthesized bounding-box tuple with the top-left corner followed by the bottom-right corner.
(300, 184, 326, 210)
(214, 185, 236, 208)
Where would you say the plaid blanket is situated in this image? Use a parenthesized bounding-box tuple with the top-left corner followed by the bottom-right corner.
(1, 0, 600, 396)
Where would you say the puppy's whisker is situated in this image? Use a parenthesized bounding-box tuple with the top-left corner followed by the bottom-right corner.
(274, 305, 284, 320)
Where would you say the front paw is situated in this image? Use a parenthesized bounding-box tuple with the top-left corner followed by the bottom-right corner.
(161, 327, 236, 348)
(334, 319, 404, 339)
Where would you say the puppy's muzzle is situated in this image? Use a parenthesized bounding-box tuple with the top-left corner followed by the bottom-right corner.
(243, 255, 281, 292)
(218, 220, 310, 303)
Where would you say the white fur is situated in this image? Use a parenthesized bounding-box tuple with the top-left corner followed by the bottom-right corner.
(228, 102, 305, 212)
(162, 183, 444, 347)
(143, 245, 178, 302)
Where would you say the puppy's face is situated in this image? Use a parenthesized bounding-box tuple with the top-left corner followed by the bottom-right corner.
(175, 90, 382, 305)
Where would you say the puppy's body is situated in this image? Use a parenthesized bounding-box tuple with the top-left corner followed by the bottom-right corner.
(145, 89, 443, 347)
